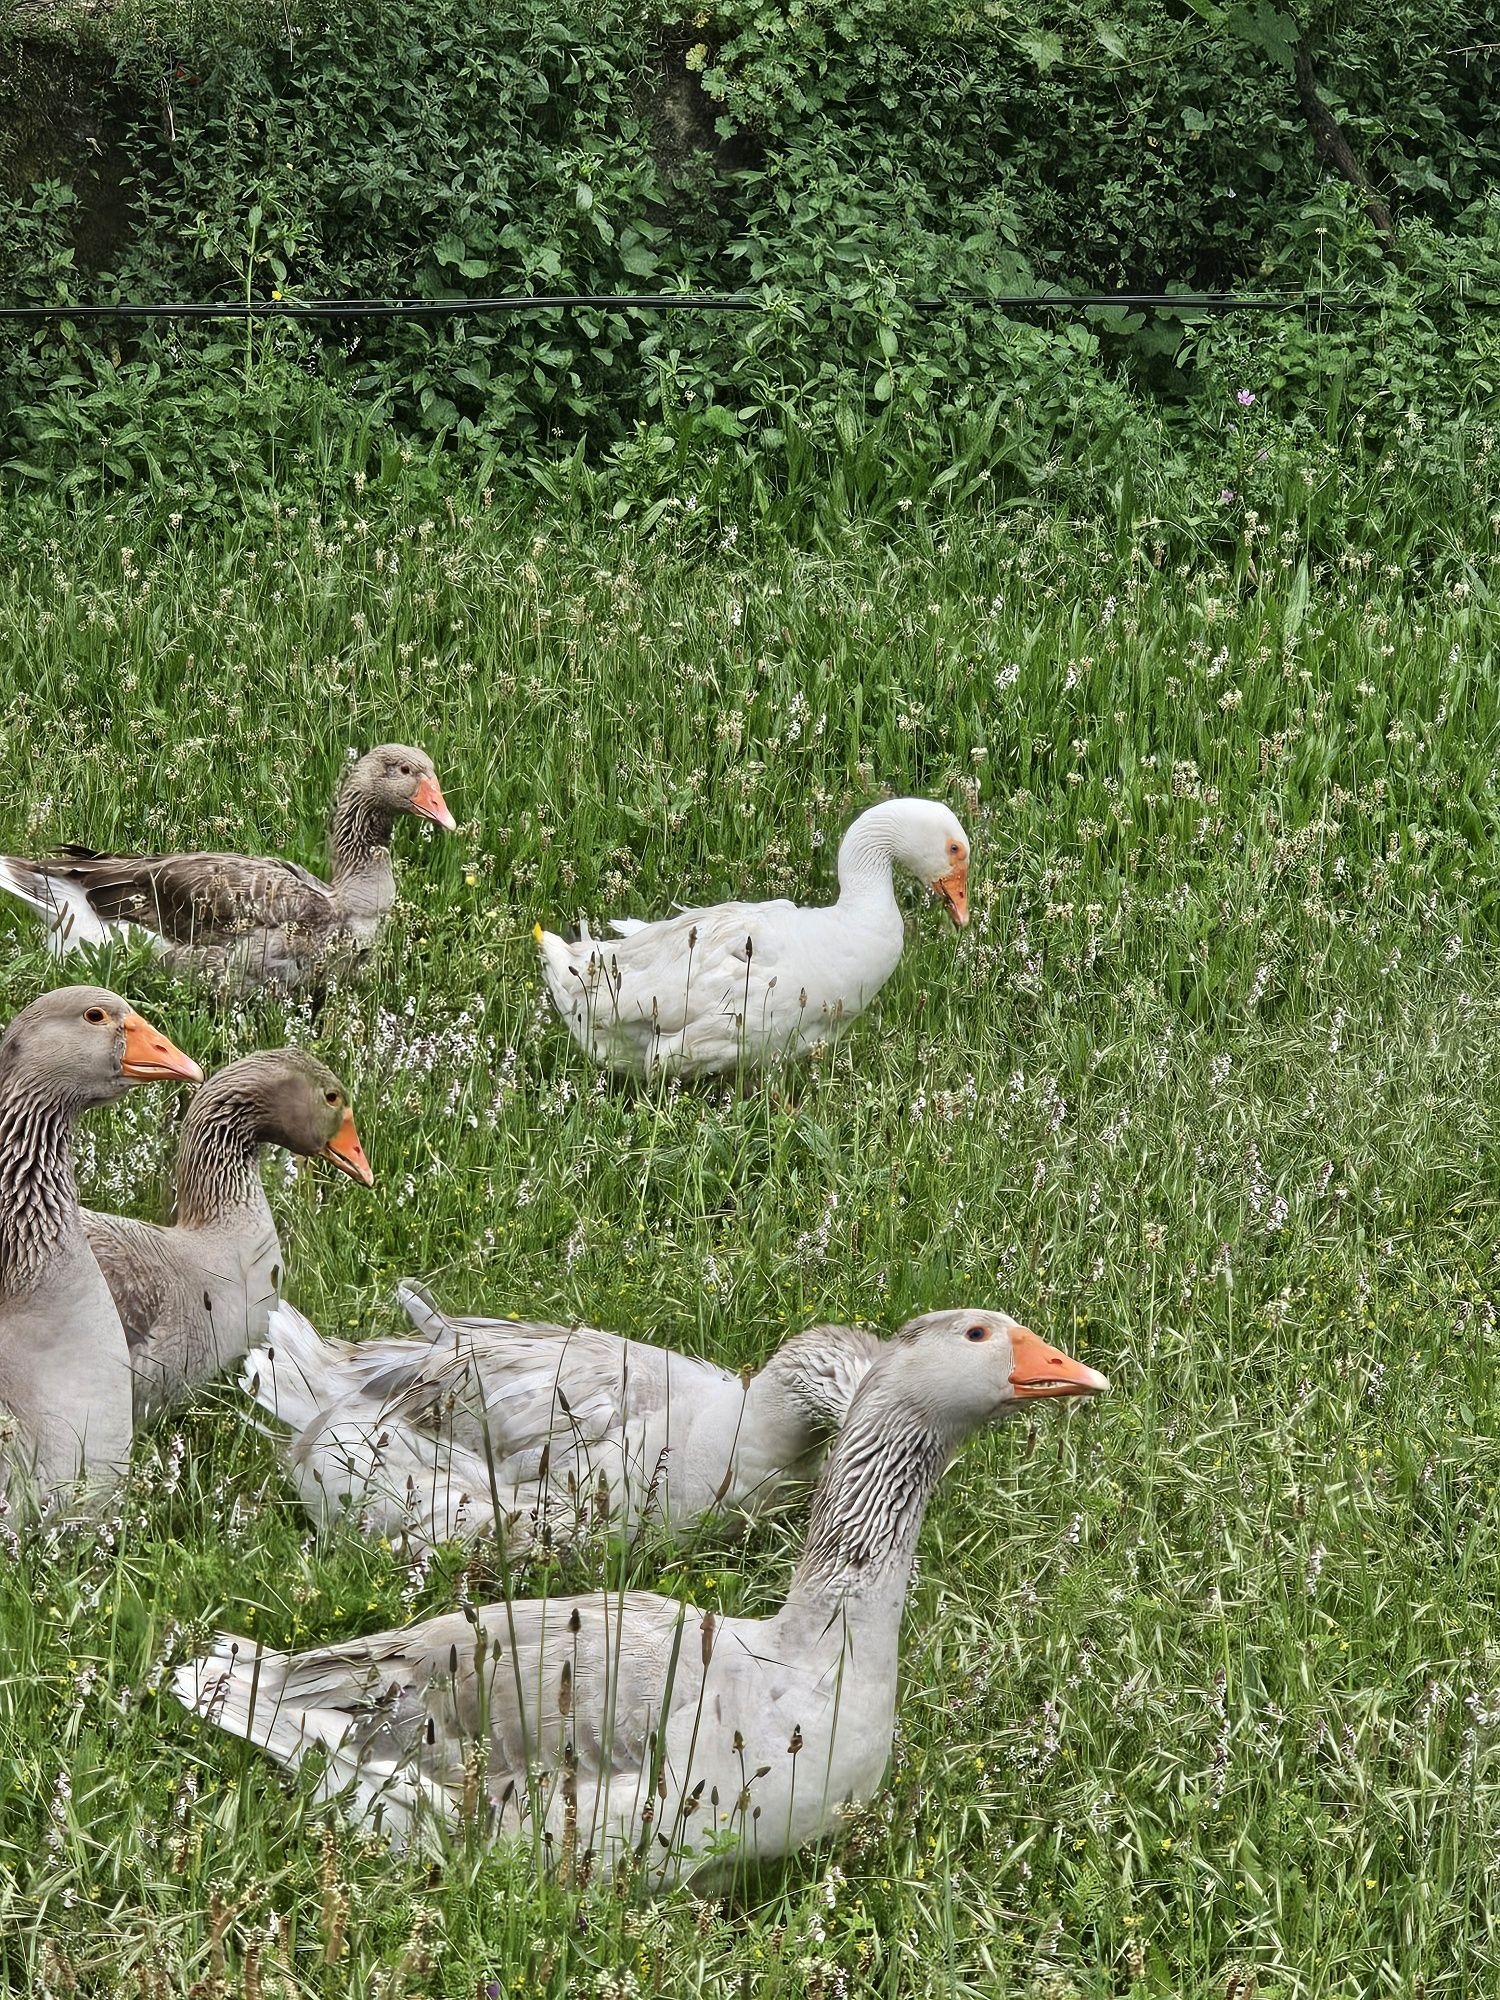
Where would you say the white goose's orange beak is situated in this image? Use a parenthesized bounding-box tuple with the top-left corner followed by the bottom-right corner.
(932, 854, 970, 928)
(321, 1106, 374, 1187)
(120, 1011, 203, 1084)
(1008, 1326, 1109, 1399)
(411, 772, 457, 831)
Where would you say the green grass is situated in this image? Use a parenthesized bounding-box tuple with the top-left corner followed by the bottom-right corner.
(0, 487, 1497, 1999)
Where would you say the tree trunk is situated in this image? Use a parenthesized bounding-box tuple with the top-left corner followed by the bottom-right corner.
(1294, 48, 1398, 255)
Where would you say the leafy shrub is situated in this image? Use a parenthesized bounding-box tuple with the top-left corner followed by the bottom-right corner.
(0, 0, 1495, 558)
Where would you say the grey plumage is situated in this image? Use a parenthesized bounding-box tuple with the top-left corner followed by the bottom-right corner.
(244, 1294, 882, 1551)
(0, 987, 201, 1508)
(176, 1309, 1110, 1885)
(83, 1049, 370, 1421)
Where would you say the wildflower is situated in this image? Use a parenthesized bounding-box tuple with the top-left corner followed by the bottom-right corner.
(1237, 388, 1256, 407)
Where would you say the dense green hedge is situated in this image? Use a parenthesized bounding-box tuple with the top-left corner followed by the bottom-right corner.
(1, 0, 1497, 552)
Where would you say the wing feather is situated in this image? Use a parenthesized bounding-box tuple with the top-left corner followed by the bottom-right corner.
(48, 846, 335, 947)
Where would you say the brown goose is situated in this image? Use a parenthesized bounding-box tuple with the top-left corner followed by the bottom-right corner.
(0, 745, 456, 993)
(83, 1049, 374, 1423)
(0, 986, 201, 1510)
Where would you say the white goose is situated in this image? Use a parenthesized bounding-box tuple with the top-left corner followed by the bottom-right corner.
(175, 1309, 1107, 1887)
(535, 798, 970, 1077)
(244, 1288, 881, 1550)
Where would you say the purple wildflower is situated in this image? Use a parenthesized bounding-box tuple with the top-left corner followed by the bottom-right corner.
(1236, 388, 1256, 408)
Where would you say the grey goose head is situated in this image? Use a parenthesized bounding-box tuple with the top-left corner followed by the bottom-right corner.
(189, 1048, 374, 1185)
(868, 1305, 1109, 1442)
(0, 985, 203, 1111)
(344, 745, 456, 832)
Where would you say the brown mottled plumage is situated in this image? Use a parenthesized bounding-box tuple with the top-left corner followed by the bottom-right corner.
(0, 746, 456, 992)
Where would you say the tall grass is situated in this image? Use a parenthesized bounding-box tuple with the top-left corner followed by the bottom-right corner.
(0, 490, 1496, 1997)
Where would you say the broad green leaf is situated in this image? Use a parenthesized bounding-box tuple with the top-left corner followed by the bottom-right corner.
(1226, 2, 1299, 71)
(1018, 29, 1064, 72)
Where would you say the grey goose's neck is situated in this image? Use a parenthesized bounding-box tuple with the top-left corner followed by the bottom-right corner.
(173, 1075, 276, 1230)
(0, 1068, 80, 1294)
(782, 1389, 952, 1610)
(328, 780, 397, 887)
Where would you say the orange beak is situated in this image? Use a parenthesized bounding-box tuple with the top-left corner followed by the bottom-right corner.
(120, 1011, 203, 1084)
(320, 1106, 374, 1187)
(1008, 1326, 1110, 1400)
(932, 856, 969, 928)
(410, 773, 457, 831)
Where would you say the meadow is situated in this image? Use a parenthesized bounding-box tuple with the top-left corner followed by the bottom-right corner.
(0, 485, 1497, 2000)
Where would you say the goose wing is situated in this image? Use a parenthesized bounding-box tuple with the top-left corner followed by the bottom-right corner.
(379, 1307, 731, 1476)
(175, 1591, 708, 1851)
(593, 897, 804, 1038)
(41, 846, 337, 948)
(79, 1210, 172, 1356)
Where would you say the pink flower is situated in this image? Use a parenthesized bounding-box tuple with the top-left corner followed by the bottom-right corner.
(1237, 388, 1256, 407)
(1218, 487, 1236, 504)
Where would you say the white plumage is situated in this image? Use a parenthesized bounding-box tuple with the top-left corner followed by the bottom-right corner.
(536, 798, 971, 1077)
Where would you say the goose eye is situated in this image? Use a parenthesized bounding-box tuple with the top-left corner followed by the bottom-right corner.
(325, 1089, 342, 1107)
(965, 1324, 992, 1343)
(83, 1006, 107, 1025)
(399, 763, 412, 777)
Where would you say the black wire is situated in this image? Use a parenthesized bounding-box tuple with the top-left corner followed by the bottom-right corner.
(0, 289, 1349, 323)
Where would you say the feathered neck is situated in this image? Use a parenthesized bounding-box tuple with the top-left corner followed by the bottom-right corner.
(0, 1050, 82, 1293)
(782, 1377, 955, 1607)
(173, 1065, 279, 1230)
(328, 774, 396, 884)
(834, 802, 910, 911)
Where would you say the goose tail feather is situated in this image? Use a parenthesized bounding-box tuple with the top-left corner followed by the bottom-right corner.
(0, 856, 105, 953)
(242, 1301, 354, 1431)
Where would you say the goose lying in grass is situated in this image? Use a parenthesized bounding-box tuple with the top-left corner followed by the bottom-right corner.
(243, 1287, 881, 1549)
(83, 1050, 373, 1423)
(535, 797, 970, 1077)
(0, 987, 201, 1509)
(176, 1308, 1106, 1885)
(0, 745, 456, 993)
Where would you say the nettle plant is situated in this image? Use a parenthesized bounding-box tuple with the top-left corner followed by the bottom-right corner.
(0, 0, 1496, 550)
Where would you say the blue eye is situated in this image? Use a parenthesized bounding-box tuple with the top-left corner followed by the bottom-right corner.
(965, 1324, 991, 1342)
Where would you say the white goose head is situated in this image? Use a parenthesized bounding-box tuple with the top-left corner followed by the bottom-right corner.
(841, 799, 971, 927)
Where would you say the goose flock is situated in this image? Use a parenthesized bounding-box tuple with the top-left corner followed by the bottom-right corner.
(0, 753, 1110, 1890)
